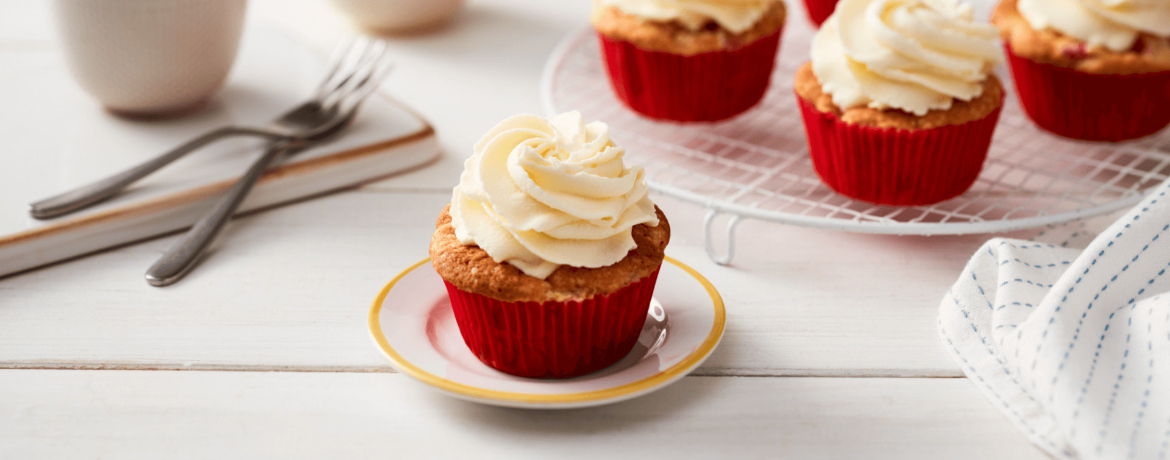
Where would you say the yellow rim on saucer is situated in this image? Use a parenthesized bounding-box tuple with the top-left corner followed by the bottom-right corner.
(367, 256, 725, 405)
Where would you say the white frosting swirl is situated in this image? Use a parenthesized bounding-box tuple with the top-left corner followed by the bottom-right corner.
(812, 0, 1002, 116)
(449, 112, 659, 280)
(595, 0, 777, 33)
(1018, 0, 1170, 52)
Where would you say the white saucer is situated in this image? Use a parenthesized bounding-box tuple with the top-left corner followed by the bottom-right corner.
(368, 256, 725, 409)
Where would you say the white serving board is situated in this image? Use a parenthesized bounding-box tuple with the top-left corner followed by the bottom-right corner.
(0, 22, 439, 277)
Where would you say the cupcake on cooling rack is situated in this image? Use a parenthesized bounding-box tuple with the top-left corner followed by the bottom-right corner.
(802, 0, 838, 27)
(794, 0, 1004, 206)
(993, 0, 1170, 141)
(591, 0, 787, 122)
(429, 111, 670, 379)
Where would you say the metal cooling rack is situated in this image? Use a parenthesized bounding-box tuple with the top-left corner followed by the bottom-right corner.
(540, 21, 1170, 265)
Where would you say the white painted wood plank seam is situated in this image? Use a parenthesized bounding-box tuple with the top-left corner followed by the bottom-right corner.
(0, 361, 965, 378)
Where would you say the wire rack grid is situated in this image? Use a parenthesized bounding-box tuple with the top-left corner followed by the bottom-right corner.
(540, 21, 1170, 264)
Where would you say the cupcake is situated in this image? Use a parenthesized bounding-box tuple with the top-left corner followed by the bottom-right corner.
(429, 111, 670, 379)
(802, 0, 838, 27)
(794, 0, 1004, 206)
(591, 0, 787, 122)
(993, 0, 1170, 141)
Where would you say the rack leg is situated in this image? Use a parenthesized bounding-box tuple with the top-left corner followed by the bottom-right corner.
(703, 210, 741, 266)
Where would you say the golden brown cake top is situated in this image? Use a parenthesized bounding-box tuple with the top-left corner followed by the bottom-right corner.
(794, 62, 1004, 130)
(591, 1, 785, 55)
(430, 205, 670, 303)
(992, 0, 1170, 74)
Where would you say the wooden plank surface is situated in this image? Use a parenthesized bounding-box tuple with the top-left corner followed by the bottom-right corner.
(0, 190, 995, 375)
(0, 188, 1115, 376)
(0, 1, 1110, 459)
(0, 370, 1046, 460)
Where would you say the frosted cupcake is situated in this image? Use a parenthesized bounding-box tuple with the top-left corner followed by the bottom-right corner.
(794, 0, 1004, 206)
(591, 0, 787, 122)
(993, 0, 1170, 141)
(430, 111, 670, 379)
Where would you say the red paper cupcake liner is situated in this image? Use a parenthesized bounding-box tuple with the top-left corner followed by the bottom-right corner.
(796, 94, 1003, 206)
(1004, 44, 1170, 142)
(802, 0, 838, 27)
(597, 29, 782, 122)
(444, 268, 661, 379)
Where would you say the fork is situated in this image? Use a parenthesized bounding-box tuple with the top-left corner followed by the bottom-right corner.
(28, 37, 390, 220)
(141, 37, 393, 287)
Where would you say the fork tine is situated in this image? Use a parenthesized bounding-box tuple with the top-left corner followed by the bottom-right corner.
(324, 41, 384, 104)
(316, 40, 378, 107)
(315, 36, 375, 101)
(321, 40, 391, 110)
(318, 37, 370, 98)
(336, 55, 394, 113)
(314, 36, 359, 99)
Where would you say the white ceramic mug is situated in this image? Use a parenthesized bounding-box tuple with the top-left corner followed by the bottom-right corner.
(331, 0, 464, 33)
(53, 0, 248, 117)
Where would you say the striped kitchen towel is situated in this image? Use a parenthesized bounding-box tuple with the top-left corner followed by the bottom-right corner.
(939, 179, 1170, 460)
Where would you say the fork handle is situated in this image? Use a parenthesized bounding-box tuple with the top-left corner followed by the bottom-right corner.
(28, 125, 283, 220)
(144, 141, 291, 287)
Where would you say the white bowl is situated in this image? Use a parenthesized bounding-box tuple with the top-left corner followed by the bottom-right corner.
(332, 0, 464, 33)
(53, 0, 248, 116)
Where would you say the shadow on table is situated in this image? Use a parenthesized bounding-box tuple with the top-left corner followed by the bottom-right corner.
(429, 375, 723, 435)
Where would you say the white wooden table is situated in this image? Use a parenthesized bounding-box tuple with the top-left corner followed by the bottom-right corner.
(0, 1, 1112, 457)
